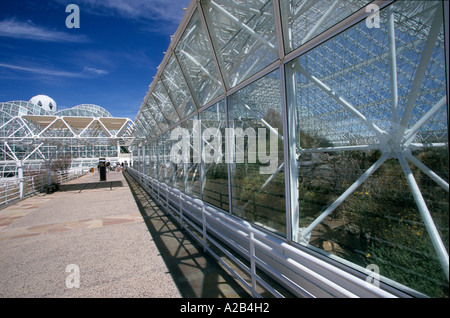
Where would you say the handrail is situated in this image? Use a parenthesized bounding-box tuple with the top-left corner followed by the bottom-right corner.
(127, 167, 405, 298)
(0, 168, 89, 206)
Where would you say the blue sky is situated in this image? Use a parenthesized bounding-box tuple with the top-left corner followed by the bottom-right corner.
(0, 0, 191, 119)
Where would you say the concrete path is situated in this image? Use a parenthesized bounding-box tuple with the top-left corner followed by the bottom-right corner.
(123, 172, 250, 298)
(0, 170, 250, 298)
(0, 171, 180, 297)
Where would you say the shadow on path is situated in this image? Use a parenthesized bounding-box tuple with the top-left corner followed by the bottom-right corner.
(58, 181, 123, 192)
(123, 172, 251, 298)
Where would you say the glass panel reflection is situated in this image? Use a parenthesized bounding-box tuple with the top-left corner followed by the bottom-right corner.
(162, 55, 197, 119)
(200, 100, 229, 211)
(145, 96, 168, 132)
(286, 1, 448, 297)
(185, 115, 202, 198)
(202, 0, 279, 88)
(228, 69, 286, 235)
(140, 108, 160, 136)
(159, 131, 173, 186)
(153, 80, 179, 126)
(175, 10, 224, 108)
(280, 0, 370, 53)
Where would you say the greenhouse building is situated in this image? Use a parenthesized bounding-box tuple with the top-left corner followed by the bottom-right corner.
(1, 0, 449, 298)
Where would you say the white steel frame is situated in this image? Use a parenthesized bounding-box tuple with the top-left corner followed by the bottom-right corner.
(129, 0, 449, 297)
(127, 166, 405, 297)
(130, 0, 449, 297)
(1, 114, 134, 199)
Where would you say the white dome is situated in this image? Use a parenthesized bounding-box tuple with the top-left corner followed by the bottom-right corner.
(29, 95, 57, 112)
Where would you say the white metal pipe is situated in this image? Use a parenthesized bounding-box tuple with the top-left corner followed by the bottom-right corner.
(17, 161, 24, 198)
(129, 167, 400, 297)
(403, 96, 447, 145)
(301, 0, 339, 45)
(295, 63, 387, 139)
(404, 150, 448, 192)
(22, 142, 44, 162)
(301, 152, 389, 239)
(409, 142, 448, 149)
(2, 142, 19, 162)
(301, 144, 379, 153)
(240, 100, 284, 141)
(399, 6, 443, 136)
(284, 63, 300, 242)
(178, 49, 222, 87)
(210, 0, 277, 53)
(397, 152, 449, 280)
(387, 6, 399, 131)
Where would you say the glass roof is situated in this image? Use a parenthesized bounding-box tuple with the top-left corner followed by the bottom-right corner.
(55, 104, 113, 118)
(133, 0, 447, 149)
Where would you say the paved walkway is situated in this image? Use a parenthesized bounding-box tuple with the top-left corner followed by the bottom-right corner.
(0, 171, 250, 298)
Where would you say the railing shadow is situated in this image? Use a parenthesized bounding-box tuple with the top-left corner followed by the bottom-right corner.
(123, 172, 251, 298)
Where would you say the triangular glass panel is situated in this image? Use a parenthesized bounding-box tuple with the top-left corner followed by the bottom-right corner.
(175, 9, 224, 108)
(201, 0, 279, 88)
(161, 54, 197, 120)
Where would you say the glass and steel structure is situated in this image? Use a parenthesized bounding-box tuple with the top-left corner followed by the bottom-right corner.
(130, 0, 449, 297)
(1, 99, 133, 176)
(0, 100, 52, 117)
(55, 104, 113, 118)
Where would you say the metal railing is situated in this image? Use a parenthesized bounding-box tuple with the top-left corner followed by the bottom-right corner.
(1, 168, 89, 206)
(127, 167, 409, 298)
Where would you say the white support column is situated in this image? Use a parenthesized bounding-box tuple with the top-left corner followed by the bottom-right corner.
(137, 145, 141, 173)
(284, 62, 300, 242)
(225, 96, 234, 214)
(142, 143, 146, 175)
(141, 143, 146, 184)
(156, 140, 160, 181)
(17, 160, 24, 198)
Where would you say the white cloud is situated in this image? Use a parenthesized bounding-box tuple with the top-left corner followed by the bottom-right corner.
(60, 0, 190, 24)
(0, 62, 84, 78)
(0, 18, 89, 43)
(84, 66, 109, 75)
(0, 62, 107, 78)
